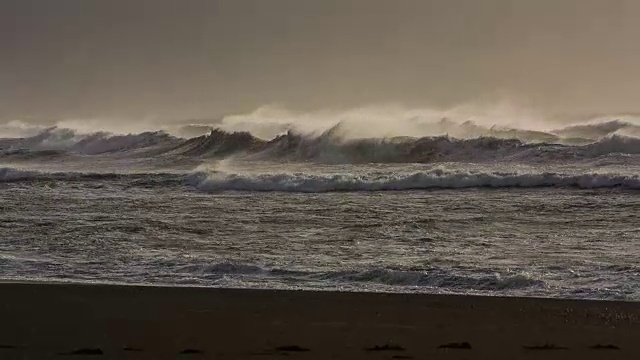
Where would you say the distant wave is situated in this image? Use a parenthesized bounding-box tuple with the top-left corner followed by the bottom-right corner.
(3, 167, 637, 191)
(0, 127, 181, 155)
(165, 127, 640, 164)
(553, 119, 640, 139)
(1, 120, 640, 164)
(189, 170, 640, 192)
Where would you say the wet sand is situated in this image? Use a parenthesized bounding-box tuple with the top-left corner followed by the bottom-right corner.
(1, 282, 638, 359)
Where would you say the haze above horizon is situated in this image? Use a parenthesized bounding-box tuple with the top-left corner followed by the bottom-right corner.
(2, 0, 640, 123)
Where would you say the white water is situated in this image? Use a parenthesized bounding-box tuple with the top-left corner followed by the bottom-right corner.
(0, 110, 638, 300)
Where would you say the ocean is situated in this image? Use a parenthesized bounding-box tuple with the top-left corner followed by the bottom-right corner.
(0, 118, 638, 300)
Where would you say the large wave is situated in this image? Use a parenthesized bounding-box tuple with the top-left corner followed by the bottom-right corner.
(1, 118, 639, 164)
(162, 125, 640, 163)
(2, 167, 637, 191)
(0, 127, 182, 156)
(188, 169, 639, 192)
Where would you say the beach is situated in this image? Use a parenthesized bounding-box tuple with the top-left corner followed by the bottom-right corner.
(1, 282, 638, 359)
(3, 1, 640, 359)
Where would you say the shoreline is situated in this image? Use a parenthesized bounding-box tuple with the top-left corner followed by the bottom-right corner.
(1, 278, 638, 303)
(2, 282, 639, 359)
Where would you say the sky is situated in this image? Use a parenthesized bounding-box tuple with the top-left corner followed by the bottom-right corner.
(2, 0, 640, 123)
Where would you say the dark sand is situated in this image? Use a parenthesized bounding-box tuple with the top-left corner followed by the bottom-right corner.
(1, 282, 638, 359)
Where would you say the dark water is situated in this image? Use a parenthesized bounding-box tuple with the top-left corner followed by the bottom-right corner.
(0, 123, 638, 300)
(1, 172, 637, 300)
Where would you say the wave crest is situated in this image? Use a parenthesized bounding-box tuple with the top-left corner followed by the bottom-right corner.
(1, 127, 181, 155)
(188, 170, 640, 192)
(2, 120, 640, 164)
(4, 166, 636, 191)
(168, 128, 640, 164)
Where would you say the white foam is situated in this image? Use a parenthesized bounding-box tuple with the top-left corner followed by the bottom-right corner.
(189, 169, 640, 192)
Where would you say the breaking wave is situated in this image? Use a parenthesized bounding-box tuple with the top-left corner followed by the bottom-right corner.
(1, 118, 639, 164)
(554, 119, 640, 139)
(164, 120, 640, 163)
(189, 170, 640, 192)
(0, 127, 181, 155)
(3, 166, 637, 191)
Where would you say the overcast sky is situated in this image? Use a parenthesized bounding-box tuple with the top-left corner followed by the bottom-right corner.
(2, 0, 640, 121)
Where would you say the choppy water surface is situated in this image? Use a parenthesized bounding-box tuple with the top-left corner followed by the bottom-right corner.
(0, 120, 638, 300)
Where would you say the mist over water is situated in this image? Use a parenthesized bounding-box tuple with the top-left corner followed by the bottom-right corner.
(1, 107, 638, 299)
(2, 1, 640, 300)
(4, 102, 640, 141)
(1, 101, 638, 194)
